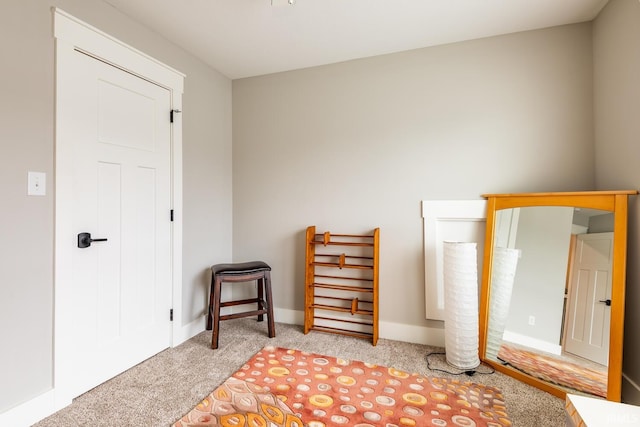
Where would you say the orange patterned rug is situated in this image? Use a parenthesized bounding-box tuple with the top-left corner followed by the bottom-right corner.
(173, 346, 512, 427)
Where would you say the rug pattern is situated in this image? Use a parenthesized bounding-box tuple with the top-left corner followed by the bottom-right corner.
(174, 346, 512, 427)
(497, 343, 607, 398)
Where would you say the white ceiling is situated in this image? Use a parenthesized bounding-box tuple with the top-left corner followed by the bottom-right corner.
(103, 0, 608, 79)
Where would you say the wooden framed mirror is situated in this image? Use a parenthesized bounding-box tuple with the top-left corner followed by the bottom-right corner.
(479, 190, 637, 402)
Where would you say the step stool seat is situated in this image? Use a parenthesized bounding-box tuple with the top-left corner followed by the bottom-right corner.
(211, 261, 271, 275)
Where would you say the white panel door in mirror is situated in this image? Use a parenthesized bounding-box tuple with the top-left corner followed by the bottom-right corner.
(422, 200, 487, 321)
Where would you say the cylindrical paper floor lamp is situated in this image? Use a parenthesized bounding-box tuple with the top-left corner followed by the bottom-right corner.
(486, 247, 520, 360)
(443, 241, 480, 370)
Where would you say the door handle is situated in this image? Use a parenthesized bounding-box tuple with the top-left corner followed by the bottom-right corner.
(77, 232, 108, 248)
(598, 299, 612, 306)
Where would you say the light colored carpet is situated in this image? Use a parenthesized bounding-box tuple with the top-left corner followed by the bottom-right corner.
(33, 319, 565, 426)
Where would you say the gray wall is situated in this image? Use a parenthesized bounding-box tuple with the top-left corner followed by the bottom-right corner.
(593, 0, 640, 404)
(0, 0, 232, 413)
(506, 207, 573, 346)
(233, 24, 594, 332)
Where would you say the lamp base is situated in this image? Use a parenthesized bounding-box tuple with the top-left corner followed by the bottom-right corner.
(445, 358, 480, 371)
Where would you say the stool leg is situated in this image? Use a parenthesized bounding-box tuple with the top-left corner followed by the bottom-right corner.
(257, 277, 265, 322)
(211, 276, 223, 349)
(264, 271, 276, 338)
(206, 272, 215, 330)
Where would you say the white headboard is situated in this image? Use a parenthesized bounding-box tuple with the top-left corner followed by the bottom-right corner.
(422, 200, 487, 321)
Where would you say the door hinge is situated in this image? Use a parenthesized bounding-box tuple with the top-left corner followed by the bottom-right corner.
(170, 209, 174, 222)
(170, 109, 182, 123)
(170, 309, 174, 321)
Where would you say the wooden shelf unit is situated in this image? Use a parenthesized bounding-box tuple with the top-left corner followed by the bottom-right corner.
(304, 226, 380, 345)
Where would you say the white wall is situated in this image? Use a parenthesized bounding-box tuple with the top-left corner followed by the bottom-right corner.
(0, 0, 232, 415)
(232, 24, 595, 336)
(593, 0, 640, 404)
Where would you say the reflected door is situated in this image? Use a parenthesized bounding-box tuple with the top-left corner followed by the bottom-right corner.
(564, 232, 613, 366)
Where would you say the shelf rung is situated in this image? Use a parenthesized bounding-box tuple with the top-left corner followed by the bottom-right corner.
(312, 262, 373, 270)
(315, 233, 374, 238)
(312, 282, 374, 293)
(310, 303, 373, 316)
(310, 240, 374, 247)
(309, 325, 373, 340)
(314, 315, 374, 327)
(314, 295, 373, 305)
(315, 274, 373, 282)
(315, 253, 373, 260)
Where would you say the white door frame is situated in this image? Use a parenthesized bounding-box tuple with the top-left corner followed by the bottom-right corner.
(53, 8, 184, 409)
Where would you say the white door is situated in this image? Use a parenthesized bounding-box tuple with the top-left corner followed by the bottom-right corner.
(62, 49, 173, 396)
(564, 232, 613, 366)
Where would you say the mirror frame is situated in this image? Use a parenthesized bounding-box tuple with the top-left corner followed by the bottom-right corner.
(479, 190, 637, 402)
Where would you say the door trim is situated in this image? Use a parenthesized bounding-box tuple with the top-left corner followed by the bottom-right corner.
(53, 8, 184, 409)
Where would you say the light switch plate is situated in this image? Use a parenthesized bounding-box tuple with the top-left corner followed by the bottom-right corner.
(28, 171, 46, 196)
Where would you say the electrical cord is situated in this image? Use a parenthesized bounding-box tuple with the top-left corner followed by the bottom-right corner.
(425, 351, 495, 377)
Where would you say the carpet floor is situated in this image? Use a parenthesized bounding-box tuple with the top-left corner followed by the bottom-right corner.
(33, 319, 565, 426)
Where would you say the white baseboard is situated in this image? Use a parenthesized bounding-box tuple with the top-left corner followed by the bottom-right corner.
(502, 330, 561, 355)
(173, 315, 207, 346)
(275, 308, 445, 347)
(0, 389, 56, 427)
(274, 307, 305, 325)
(380, 319, 445, 347)
(622, 372, 640, 405)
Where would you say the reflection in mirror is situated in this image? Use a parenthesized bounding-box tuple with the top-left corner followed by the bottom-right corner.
(487, 206, 612, 398)
(479, 190, 638, 403)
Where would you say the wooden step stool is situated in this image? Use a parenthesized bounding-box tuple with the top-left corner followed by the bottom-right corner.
(207, 261, 275, 349)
